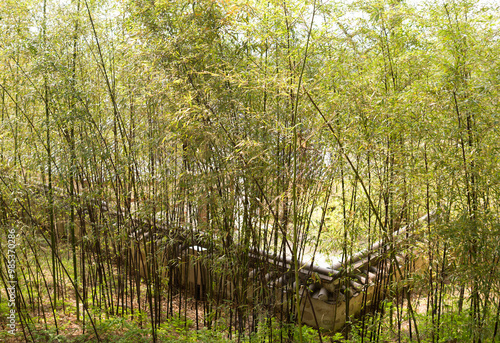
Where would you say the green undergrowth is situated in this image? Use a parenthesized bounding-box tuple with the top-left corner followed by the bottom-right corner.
(341, 300, 500, 343)
(4, 300, 499, 342)
(2, 313, 324, 343)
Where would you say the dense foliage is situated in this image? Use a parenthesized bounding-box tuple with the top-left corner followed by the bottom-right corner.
(1, 0, 499, 341)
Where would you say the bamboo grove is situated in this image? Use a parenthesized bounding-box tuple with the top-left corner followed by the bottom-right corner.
(0, 0, 499, 341)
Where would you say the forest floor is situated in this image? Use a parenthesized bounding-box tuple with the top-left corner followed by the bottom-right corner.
(0, 271, 448, 343)
(0, 241, 470, 343)
(0, 279, 211, 342)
